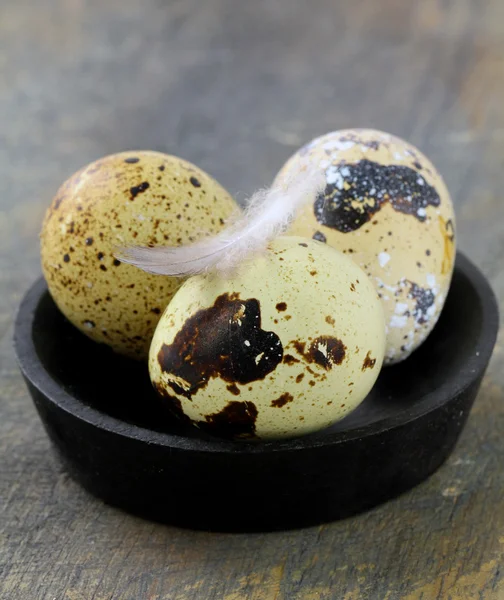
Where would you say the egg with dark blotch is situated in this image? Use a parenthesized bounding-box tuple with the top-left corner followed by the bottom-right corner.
(149, 236, 386, 440)
(274, 129, 456, 365)
(40, 151, 238, 359)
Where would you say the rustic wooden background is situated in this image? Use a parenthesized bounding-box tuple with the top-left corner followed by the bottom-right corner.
(1, 0, 503, 598)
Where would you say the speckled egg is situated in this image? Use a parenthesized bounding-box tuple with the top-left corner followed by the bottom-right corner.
(274, 129, 456, 364)
(149, 236, 385, 440)
(40, 151, 238, 359)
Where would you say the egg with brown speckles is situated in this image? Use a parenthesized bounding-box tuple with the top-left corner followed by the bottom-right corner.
(274, 129, 456, 365)
(149, 236, 385, 440)
(40, 151, 238, 359)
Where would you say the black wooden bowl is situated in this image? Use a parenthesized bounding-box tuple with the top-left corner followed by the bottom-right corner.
(14, 253, 499, 532)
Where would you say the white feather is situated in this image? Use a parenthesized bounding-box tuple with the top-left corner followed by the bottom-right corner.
(114, 169, 324, 277)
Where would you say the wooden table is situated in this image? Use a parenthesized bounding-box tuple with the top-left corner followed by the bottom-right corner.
(1, 1, 503, 598)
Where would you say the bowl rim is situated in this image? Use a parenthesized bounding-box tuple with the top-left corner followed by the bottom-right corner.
(14, 252, 499, 455)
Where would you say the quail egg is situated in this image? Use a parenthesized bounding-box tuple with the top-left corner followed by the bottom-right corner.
(274, 129, 456, 364)
(40, 151, 238, 359)
(149, 236, 385, 440)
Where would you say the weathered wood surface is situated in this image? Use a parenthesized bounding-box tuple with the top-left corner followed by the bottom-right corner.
(1, 0, 503, 598)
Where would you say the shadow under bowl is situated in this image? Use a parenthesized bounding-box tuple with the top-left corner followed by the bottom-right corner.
(14, 253, 499, 532)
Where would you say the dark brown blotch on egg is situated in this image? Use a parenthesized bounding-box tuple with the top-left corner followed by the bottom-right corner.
(314, 160, 441, 233)
(283, 354, 300, 365)
(292, 340, 306, 355)
(307, 336, 346, 369)
(291, 336, 346, 370)
(130, 181, 150, 199)
(362, 351, 376, 371)
(157, 293, 283, 399)
(271, 393, 294, 408)
(198, 401, 258, 439)
(153, 382, 191, 423)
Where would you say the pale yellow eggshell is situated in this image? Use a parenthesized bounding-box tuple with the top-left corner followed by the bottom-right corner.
(274, 129, 456, 364)
(40, 151, 238, 359)
(149, 236, 386, 440)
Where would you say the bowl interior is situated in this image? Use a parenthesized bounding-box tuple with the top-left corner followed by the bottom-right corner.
(28, 254, 489, 444)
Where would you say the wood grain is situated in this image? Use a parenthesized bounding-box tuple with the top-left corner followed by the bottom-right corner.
(1, 0, 503, 598)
